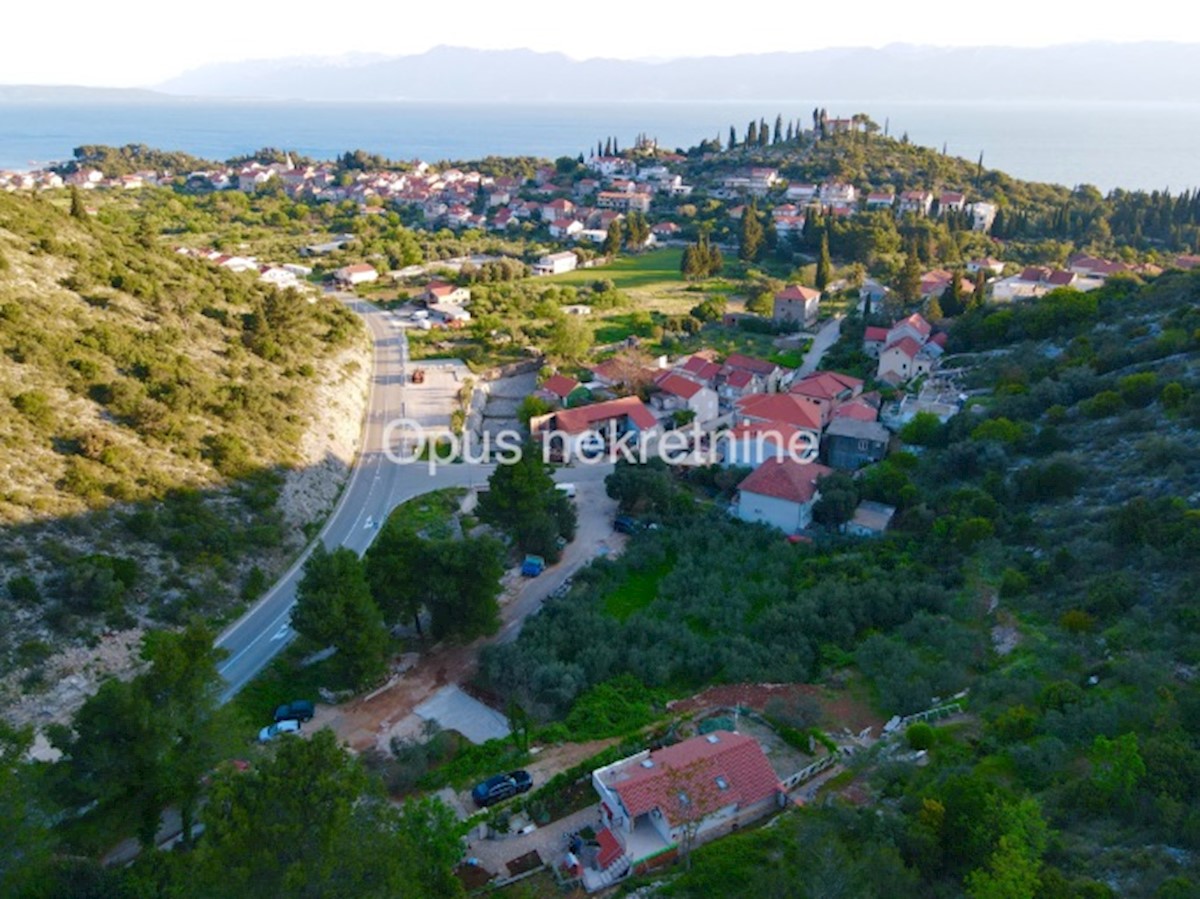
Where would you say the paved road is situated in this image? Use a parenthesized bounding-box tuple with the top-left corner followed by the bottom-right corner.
(214, 297, 611, 702)
(795, 314, 845, 378)
(215, 298, 485, 700)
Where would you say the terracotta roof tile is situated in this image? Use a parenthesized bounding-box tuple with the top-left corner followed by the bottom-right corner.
(737, 458, 832, 505)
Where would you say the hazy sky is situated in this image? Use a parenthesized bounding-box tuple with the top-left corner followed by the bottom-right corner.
(4, 0, 1191, 87)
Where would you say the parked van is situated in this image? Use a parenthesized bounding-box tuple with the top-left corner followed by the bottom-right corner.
(555, 483, 577, 499)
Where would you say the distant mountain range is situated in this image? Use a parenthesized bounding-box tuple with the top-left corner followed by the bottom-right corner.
(146, 43, 1200, 103)
(0, 85, 174, 102)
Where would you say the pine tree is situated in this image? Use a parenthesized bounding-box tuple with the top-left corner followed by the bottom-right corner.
(816, 231, 832, 290)
(739, 200, 764, 263)
(773, 115, 783, 144)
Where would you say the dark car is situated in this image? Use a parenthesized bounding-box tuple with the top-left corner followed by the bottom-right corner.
(273, 700, 315, 723)
(471, 770, 533, 808)
(613, 515, 640, 535)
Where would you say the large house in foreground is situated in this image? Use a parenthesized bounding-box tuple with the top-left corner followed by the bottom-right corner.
(586, 731, 784, 889)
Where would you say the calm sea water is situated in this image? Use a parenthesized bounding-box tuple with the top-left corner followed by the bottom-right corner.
(1, 99, 1197, 193)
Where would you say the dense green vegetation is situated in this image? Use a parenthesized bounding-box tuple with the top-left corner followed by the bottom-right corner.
(0, 190, 365, 671)
(478, 270, 1200, 894)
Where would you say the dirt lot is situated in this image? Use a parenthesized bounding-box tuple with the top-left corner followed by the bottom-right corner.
(668, 681, 885, 737)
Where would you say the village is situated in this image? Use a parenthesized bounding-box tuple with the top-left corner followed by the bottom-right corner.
(4, 116, 1199, 898)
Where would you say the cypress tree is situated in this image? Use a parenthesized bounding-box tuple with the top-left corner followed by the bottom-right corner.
(69, 186, 87, 220)
(746, 121, 758, 146)
(729, 126, 737, 151)
(604, 137, 612, 156)
(816, 231, 832, 290)
(739, 200, 764, 263)
(773, 115, 783, 144)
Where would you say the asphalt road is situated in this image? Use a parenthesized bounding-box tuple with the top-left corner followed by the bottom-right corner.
(214, 297, 610, 702)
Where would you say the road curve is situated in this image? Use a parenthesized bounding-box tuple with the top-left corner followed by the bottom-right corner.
(214, 298, 491, 701)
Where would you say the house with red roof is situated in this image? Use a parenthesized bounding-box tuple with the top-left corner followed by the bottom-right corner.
(536, 374, 583, 407)
(718, 420, 814, 468)
(541, 395, 659, 458)
(718, 367, 763, 402)
(421, 279, 470, 305)
(772, 284, 821, 328)
(863, 325, 890, 357)
(788, 371, 864, 427)
(735, 457, 833, 532)
(735, 393, 823, 435)
(899, 190, 933, 216)
(875, 313, 943, 384)
(723, 354, 784, 393)
(589, 731, 784, 884)
(676, 354, 722, 388)
(652, 372, 718, 425)
(333, 263, 378, 286)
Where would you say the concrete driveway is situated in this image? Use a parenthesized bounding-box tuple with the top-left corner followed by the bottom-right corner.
(412, 685, 511, 745)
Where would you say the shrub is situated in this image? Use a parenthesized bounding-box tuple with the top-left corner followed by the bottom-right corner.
(1082, 390, 1124, 419)
(906, 722, 936, 750)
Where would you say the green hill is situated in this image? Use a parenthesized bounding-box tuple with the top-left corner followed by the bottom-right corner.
(0, 192, 367, 679)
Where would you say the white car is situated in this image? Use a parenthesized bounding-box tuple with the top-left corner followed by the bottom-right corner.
(258, 719, 302, 743)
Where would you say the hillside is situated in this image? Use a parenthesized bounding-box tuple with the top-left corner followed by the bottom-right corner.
(154, 43, 1200, 103)
(0, 192, 370, 714)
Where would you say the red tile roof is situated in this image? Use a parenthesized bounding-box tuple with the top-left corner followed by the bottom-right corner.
(864, 326, 889, 343)
(775, 284, 821, 303)
(895, 313, 932, 337)
(680, 355, 721, 381)
(612, 732, 782, 827)
(737, 458, 832, 505)
(789, 370, 862, 401)
(656, 372, 704, 399)
(736, 393, 822, 431)
(596, 827, 623, 869)
(725, 369, 755, 389)
(831, 398, 879, 422)
(724, 354, 779, 376)
(554, 396, 657, 434)
(726, 419, 805, 444)
(541, 374, 580, 400)
(884, 336, 923, 360)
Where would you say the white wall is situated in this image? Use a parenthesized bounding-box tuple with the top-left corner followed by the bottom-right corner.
(737, 490, 812, 533)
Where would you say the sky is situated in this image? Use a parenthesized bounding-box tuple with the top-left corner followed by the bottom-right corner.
(4, 0, 1192, 87)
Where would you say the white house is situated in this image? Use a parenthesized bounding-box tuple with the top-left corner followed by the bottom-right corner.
(550, 218, 584, 239)
(532, 251, 579, 276)
(899, 190, 933, 216)
(651, 373, 719, 426)
(969, 201, 997, 232)
(785, 183, 818, 202)
(333, 263, 379, 286)
(735, 457, 833, 533)
(719, 420, 809, 468)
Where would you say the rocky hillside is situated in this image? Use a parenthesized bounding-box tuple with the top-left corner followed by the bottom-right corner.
(0, 192, 370, 704)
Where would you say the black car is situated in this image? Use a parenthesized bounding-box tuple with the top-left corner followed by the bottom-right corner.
(273, 700, 315, 723)
(471, 770, 533, 807)
(613, 515, 639, 535)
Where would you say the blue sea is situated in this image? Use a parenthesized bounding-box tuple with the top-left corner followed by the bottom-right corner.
(1, 99, 1197, 193)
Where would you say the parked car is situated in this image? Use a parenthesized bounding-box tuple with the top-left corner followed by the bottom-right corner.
(258, 719, 302, 743)
(273, 700, 315, 722)
(471, 770, 533, 807)
(521, 555, 545, 577)
(555, 482, 577, 499)
(613, 515, 640, 534)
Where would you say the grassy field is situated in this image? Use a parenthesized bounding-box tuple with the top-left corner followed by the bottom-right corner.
(547, 247, 684, 291)
(603, 557, 674, 621)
